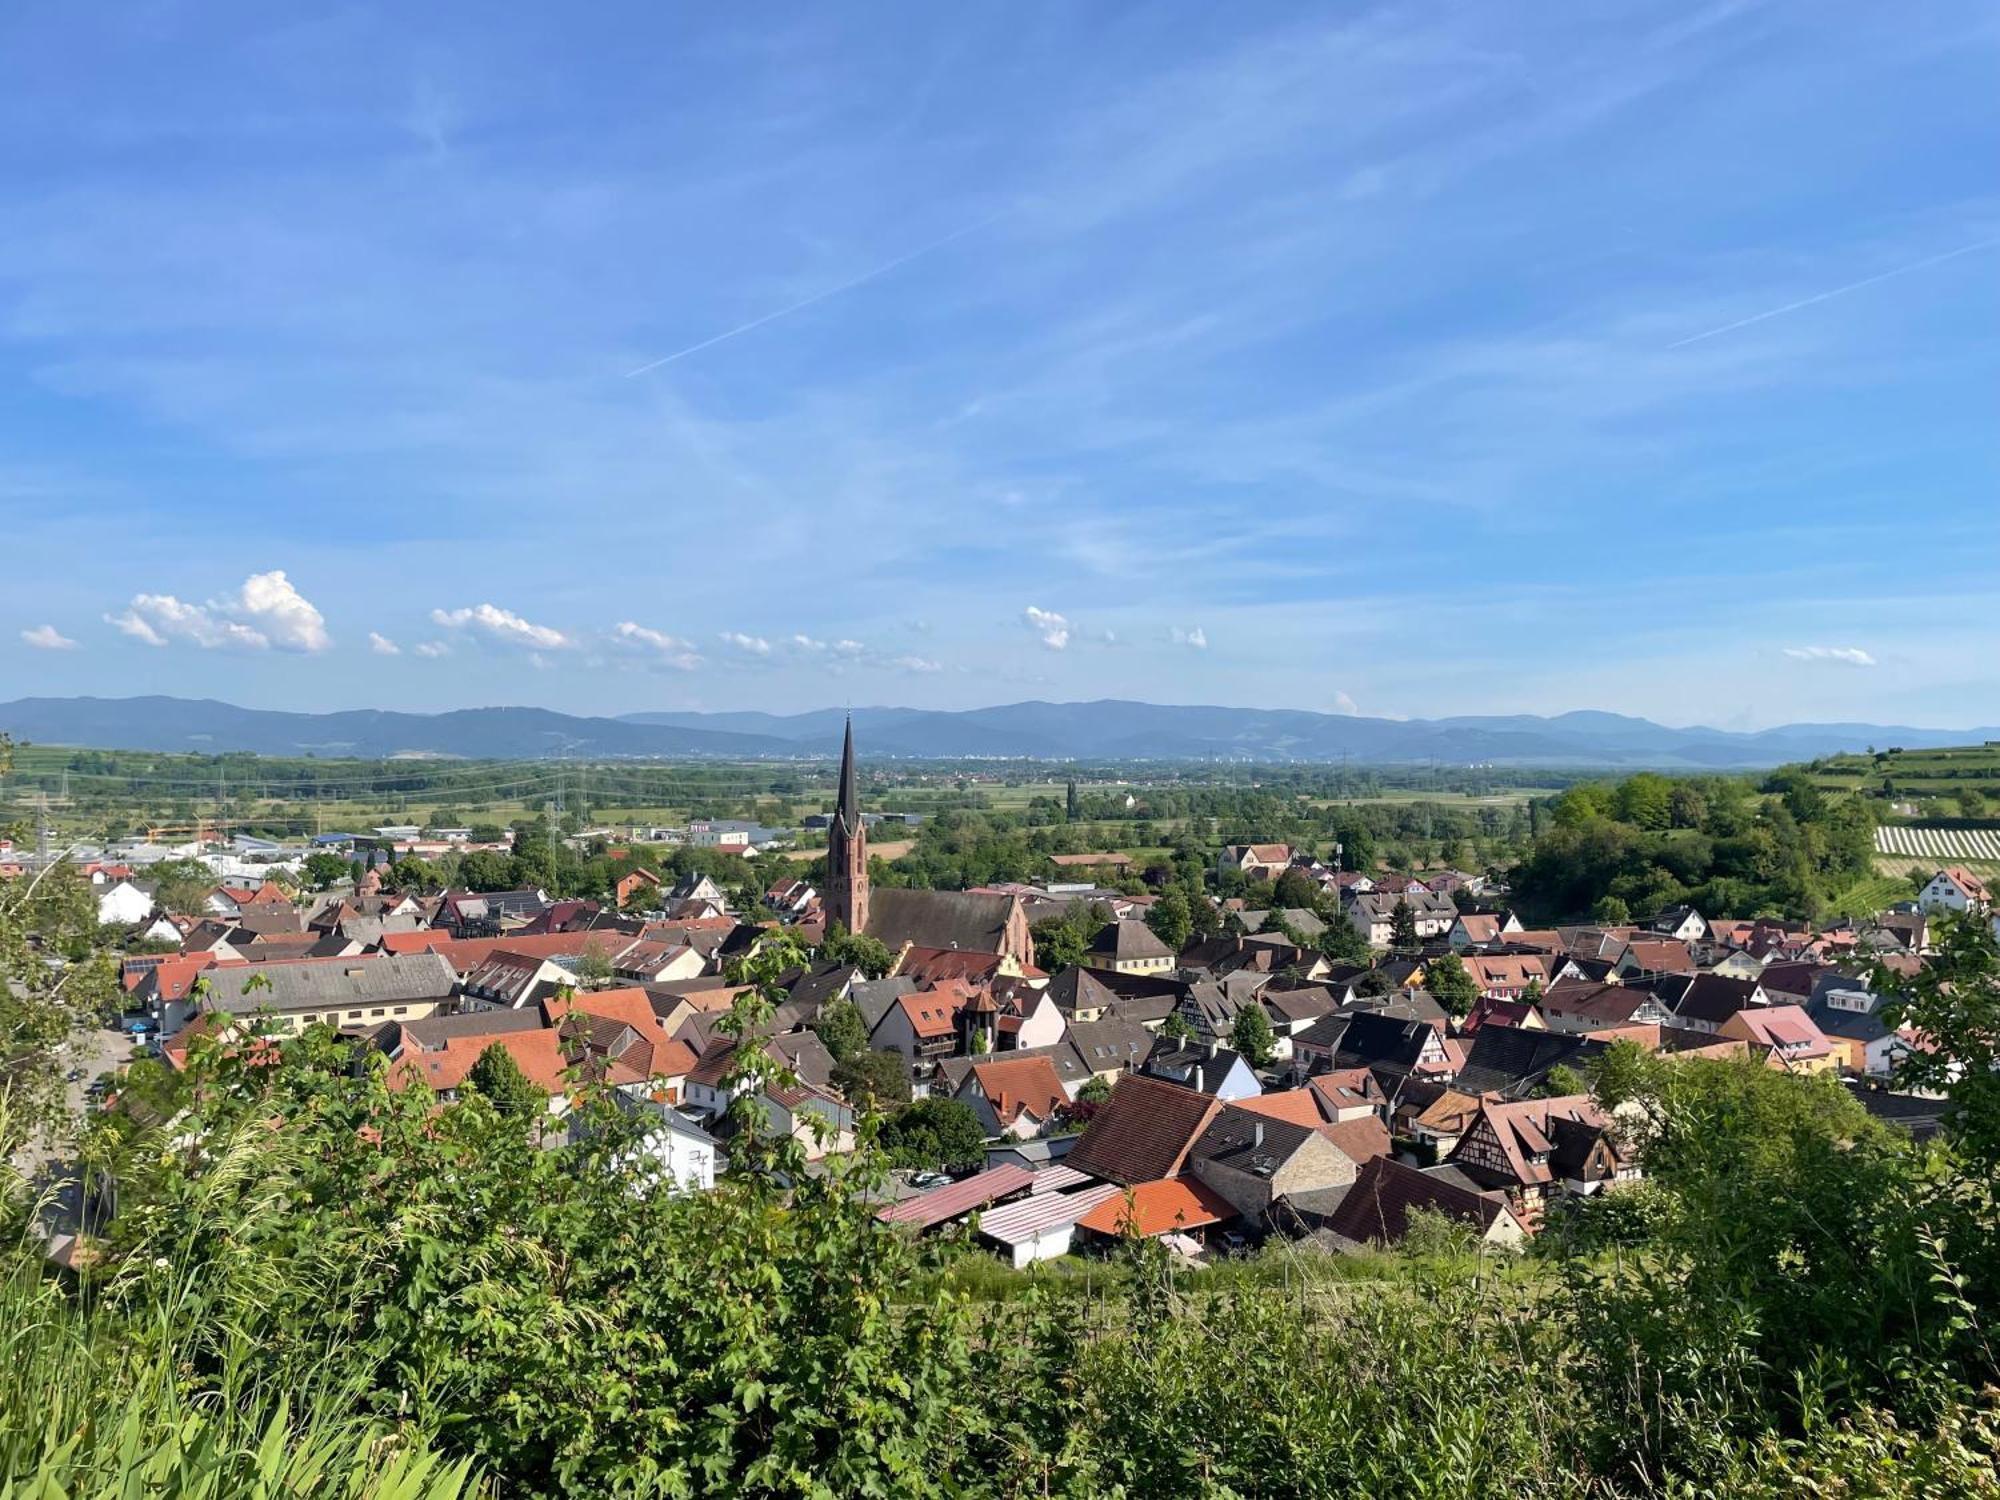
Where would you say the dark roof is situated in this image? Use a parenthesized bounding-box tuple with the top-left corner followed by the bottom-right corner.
(1320, 1157, 1511, 1246)
(866, 888, 1018, 955)
(782, 962, 860, 1012)
(1064, 1016, 1155, 1072)
(1063, 1074, 1221, 1186)
(1142, 1041, 1254, 1096)
(197, 953, 459, 1016)
(1453, 1027, 1608, 1098)
(1658, 973, 1764, 1027)
(1842, 1080, 1950, 1140)
(1189, 1103, 1317, 1176)
(1260, 985, 1341, 1025)
(1045, 967, 1123, 1016)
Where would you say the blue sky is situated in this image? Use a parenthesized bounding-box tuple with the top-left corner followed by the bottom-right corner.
(3, 2, 1996, 729)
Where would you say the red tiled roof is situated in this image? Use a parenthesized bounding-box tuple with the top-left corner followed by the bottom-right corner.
(1063, 1074, 1221, 1187)
(1075, 1176, 1236, 1237)
(967, 1055, 1069, 1127)
(1230, 1088, 1329, 1128)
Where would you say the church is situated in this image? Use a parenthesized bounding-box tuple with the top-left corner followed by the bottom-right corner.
(824, 719, 1036, 971)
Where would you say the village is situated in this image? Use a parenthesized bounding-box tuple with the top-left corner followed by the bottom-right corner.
(41, 721, 1976, 1276)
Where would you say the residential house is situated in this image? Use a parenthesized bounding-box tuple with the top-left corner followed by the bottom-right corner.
(1186, 1102, 1362, 1220)
(1318, 1156, 1527, 1251)
(459, 950, 577, 1011)
(1652, 905, 1710, 943)
(1446, 1096, 1632, 1229)
(957, 1054, 1073, 1139)
(166, 952, 459, 1039)
(1807, 974, 1909, 1077)
(1347, 890, 1456, 948)
(1449, 911, 1523, 949)
(1461, 953, 1552, 1000)
(1719, 1004, 1841, 1075)
(96, 878, 156, 927)
(610, 1093, 719, 1191)
(1083, 919, 1176, 975)
(1217, 844, 1293, 882)
(1615, 938, 1696, 979)
(1654, 973, 1770, 1035)
(1539, 979, 1675, 1035)
(1062, 1016, 1157, 1084)
(1919, 867, 1991, 914)
(1141, 1040, 1263, 1101)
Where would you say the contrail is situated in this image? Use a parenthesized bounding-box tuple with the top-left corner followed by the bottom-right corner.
(626, 211, 1007, 376)
(1667, 235, 1999, 349)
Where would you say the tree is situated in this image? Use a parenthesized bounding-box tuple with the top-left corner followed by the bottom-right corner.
(1319, 918, 1372, 965)
(880, 1096, 985, 1171)
(1876, 912, 2000, 1170)
(1591, 894, 1631, 925)
(1424, 952, 1480, 1019)
(821, 923, 895, 979)
(466, 1041, 546, 1121)
(1066, 780, 1080, 821)
(1537, 1063, 1588, 1098)
(301, 851, 351, 889)
(1272, 868, 1321, 911)
(1145, 887, 1193, 953)
(1159, 1010, 1195, 1044)
(811, 998, 868, 1064)
(1389, 898, 1418, 953)
(1229, 1003, 1277, 1069)
(574, 943, 615, 987)
(831, 1049, 911, 1111)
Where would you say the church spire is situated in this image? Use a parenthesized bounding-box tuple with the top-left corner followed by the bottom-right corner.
(826, 716, 869, 936)
(836, 714, 860, 836)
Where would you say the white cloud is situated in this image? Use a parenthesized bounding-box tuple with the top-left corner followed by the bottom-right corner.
(892, 655, 943, 673)
(1782, 645, 1876, 667)
(1024, 606, 1070, 651)
(236, 570, 330, 652)
(20, 624, 77, 651)
(1331, 691, 1359, 715)
(720, 631, 772, 655)
(788, 634, 868, 658)
(413, 640, 450, 658)
(611, 621, 702, 671)
(1171, 625, 1209, 650)
(430, 603, 572, 650)
(368, 631, 401, 656)
(105, 569, 330, 653)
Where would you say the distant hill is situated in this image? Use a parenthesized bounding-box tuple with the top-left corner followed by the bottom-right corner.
(0, 696, 796, 760)
(622, 700, 2000, 767)
(0, 694, 1983, 767)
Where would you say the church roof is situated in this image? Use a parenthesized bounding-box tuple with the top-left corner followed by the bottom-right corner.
(866, 888, 1020, 956)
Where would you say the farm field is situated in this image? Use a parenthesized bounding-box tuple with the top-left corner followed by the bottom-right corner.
(1874, 826, 2000, 862)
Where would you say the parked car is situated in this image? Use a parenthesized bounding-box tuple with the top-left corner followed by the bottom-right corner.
(909, 1171, 951, 1191)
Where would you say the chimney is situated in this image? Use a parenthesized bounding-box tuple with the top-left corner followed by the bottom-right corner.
(1253, 1121, 1265, 1150)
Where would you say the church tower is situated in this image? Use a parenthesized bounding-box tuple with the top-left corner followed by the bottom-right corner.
(825, 716, 869, 936)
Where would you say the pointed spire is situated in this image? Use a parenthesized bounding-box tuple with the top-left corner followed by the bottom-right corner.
(836, 714, 859, 834)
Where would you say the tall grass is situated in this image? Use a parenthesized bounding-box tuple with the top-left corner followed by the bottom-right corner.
(0, 1217, 479, 1498)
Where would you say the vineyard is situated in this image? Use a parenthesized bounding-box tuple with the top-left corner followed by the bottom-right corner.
(1874, 825, 2000, 862)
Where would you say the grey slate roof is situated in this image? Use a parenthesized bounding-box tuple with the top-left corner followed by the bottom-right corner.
(197, 952, 459, 1016)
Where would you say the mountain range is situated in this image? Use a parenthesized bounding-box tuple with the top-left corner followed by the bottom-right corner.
(1, 695, 1994, 768)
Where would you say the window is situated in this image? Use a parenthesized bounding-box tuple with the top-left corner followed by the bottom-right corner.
(347, 1010, 362, 1020)
(393, 1006, 408, 1016)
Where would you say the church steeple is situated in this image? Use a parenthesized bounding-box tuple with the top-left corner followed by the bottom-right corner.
(825, 716, 869, 936)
